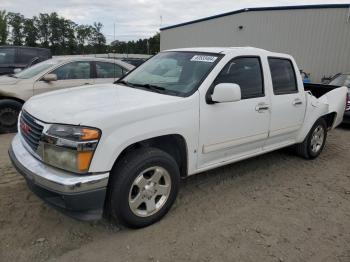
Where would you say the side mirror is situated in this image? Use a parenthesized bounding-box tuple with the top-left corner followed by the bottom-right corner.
(42, 73, 57, 82)
(13, 68, 22, 74)
(210, 83, 241, 103)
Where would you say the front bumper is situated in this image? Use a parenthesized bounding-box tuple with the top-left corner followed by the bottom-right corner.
(8, 134, 109, 221)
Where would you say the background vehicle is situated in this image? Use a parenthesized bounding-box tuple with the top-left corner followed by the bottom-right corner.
(0, 57, 134, 133)
(121, 58, 147, 67)
(0, 46, 52, 76)
(327, 73, 350, 124)
(9, 47, 347, 228)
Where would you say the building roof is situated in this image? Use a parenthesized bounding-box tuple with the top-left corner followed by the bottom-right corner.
(160, 4, 350, 31)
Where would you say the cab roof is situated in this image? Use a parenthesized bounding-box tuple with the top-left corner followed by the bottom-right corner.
(164, 46, 278, 55)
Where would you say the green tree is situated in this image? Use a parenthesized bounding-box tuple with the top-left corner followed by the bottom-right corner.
(90, 22, 106, 53)
(23, 17, 38, 46)
(0, 10, 7, 44)
(7, 12, 24, 45)
(1, 9, 156, 55)
(76, 25, 92, 54)
(48, 12, 61, 53)
(36, 13, 50, 47)
(61, 19, 77, 54)
(110, 32, 160, 55)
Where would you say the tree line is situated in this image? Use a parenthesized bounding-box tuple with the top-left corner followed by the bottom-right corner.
(0, 10, 160, 55)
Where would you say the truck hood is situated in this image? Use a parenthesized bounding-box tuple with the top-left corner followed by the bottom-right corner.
(0, 76, 20, 85)
(24, 84, 185, 126)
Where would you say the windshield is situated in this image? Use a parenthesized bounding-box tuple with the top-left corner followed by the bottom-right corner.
(121, 51, 221, 96)
(14, 59, 60, 79)
(329, 74, 350, 88)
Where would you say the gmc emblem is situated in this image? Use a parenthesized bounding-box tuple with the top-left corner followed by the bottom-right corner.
(20, 121, 31, 135)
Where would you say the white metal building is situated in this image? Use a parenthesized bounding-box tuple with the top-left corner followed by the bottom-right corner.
(160, 4, 350, 82)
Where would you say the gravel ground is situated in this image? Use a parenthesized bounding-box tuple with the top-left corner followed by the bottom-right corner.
(0, 128, 349, 262)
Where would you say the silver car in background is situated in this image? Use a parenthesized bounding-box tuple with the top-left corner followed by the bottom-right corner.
(0, 57, 134, 133)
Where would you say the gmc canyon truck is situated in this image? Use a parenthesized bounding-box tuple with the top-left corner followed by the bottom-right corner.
(9, 47, 348, 228)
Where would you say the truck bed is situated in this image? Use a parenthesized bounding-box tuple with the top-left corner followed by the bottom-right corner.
(304, 83, 340, 98)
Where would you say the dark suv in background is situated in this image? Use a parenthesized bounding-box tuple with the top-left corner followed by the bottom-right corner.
(0, 46, 52, 76)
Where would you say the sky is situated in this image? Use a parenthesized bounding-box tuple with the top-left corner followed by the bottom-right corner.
(1, 0, 349, 42)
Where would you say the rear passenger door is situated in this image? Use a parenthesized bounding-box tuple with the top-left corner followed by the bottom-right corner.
(264, 57, 306, 149)
(93, 61, 125, 84)
(34, 61, 93, 95)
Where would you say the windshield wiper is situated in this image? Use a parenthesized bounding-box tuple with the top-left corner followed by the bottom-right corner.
(115, 80, 134, 87)
(130, 83, 166, 93)
(8, 74, 18, 78)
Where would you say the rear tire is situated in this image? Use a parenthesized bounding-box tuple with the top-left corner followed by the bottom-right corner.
(295, 118, 327, 159)
(108, 147, 180, 228)
(0, 99, 23, 134)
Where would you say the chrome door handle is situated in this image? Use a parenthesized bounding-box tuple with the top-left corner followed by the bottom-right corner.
(255, 103, 270, 112)
(293, 99, 303, 105)
(83, 83, 91, 85)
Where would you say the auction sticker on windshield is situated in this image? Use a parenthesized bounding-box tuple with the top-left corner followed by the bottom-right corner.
(190, 55, 217, 63)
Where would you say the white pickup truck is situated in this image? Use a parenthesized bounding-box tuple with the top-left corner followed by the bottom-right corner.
(9, 47, 348, 228)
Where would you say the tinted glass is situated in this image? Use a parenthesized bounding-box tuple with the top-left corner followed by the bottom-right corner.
(215, 57, 264, 99)
(52, 61, 91, 80)
(96, 62, 123, 78)
(0, 48, 16, 64)
(17, 48, 38, 64)
(329, 74, 350, 87)
(268, 58, 297, 95)
(123, 52, 220, 96)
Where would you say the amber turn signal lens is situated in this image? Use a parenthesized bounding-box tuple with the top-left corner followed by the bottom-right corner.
(77, 151, 94, 172)
(80, 128, 100, 140)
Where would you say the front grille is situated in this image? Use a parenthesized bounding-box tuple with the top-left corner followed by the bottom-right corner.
(20, 111, 44, 151)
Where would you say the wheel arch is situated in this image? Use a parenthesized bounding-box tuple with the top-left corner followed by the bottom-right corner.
(110, 134, 189, 179)
(0, 95, 25, 105)
(323, 111, 337, 129)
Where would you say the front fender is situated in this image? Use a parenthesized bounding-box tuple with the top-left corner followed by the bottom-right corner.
(88, 102, 199, 174)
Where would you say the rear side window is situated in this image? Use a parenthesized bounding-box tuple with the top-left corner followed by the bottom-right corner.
(96, 62, 123, 78)
(214, 57, 264, 99)
(268, 58, 298, 95)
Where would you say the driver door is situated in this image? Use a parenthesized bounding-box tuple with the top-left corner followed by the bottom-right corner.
(198, 56, 270, 168)
(34, 61, 93, 95)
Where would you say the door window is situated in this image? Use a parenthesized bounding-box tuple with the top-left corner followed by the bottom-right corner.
(52, 61, 91, 80)
(17, 48, 38, 64)
(96, 62, 123, 78)
(0, 48, 15, 64)
(214, 57, 264, 99)
(268, 58, 297, 95)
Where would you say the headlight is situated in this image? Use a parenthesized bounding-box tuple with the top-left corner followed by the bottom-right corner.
(41, 125, 101, 174)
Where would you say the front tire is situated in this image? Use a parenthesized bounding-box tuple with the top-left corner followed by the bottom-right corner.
(108, 147, 180, 228)
(0, 99, 23, 133)
(295, 118, 327, 159)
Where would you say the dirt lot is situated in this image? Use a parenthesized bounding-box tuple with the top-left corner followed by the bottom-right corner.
(0, 128, 350, 262)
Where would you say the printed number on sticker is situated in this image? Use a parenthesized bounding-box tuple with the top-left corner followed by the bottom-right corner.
(190, 55, 217, 63)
